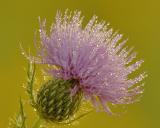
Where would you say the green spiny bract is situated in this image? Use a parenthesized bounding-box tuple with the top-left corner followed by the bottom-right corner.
(35, 79, 82, 122)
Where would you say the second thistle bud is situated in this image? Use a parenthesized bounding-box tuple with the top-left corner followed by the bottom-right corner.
(36, 79, 82, 122)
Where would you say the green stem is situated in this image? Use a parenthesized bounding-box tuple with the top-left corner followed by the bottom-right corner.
(32, 117, 42, 128)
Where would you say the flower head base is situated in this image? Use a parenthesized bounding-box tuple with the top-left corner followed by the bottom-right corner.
(28, 10, 147, 121)
(36, 79, 82, 122)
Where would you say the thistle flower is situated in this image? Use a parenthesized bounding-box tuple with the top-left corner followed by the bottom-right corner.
(26, 10, 147, 123)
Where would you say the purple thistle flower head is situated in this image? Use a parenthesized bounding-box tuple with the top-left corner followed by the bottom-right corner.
(31, 10, 147, 115)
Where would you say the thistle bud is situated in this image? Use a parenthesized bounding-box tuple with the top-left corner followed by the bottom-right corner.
(36, 79, 82, 122)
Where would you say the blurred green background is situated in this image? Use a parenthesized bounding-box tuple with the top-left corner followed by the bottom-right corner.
(0, 0, 159, 127)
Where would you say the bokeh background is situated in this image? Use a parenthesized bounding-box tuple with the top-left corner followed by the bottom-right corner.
(0, 0, 160, 127)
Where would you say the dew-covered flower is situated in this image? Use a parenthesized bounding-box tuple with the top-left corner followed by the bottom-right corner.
(26, 10, 147, 122)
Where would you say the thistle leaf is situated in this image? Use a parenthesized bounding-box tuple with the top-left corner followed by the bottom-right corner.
(26, 62, 36, 107)
(9, 98, 26, 128)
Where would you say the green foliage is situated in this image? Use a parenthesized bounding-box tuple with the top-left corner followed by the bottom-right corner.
(26, 62, 36, 107)
(8, 62, 92, 128)
(9, 98, 26, 128)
